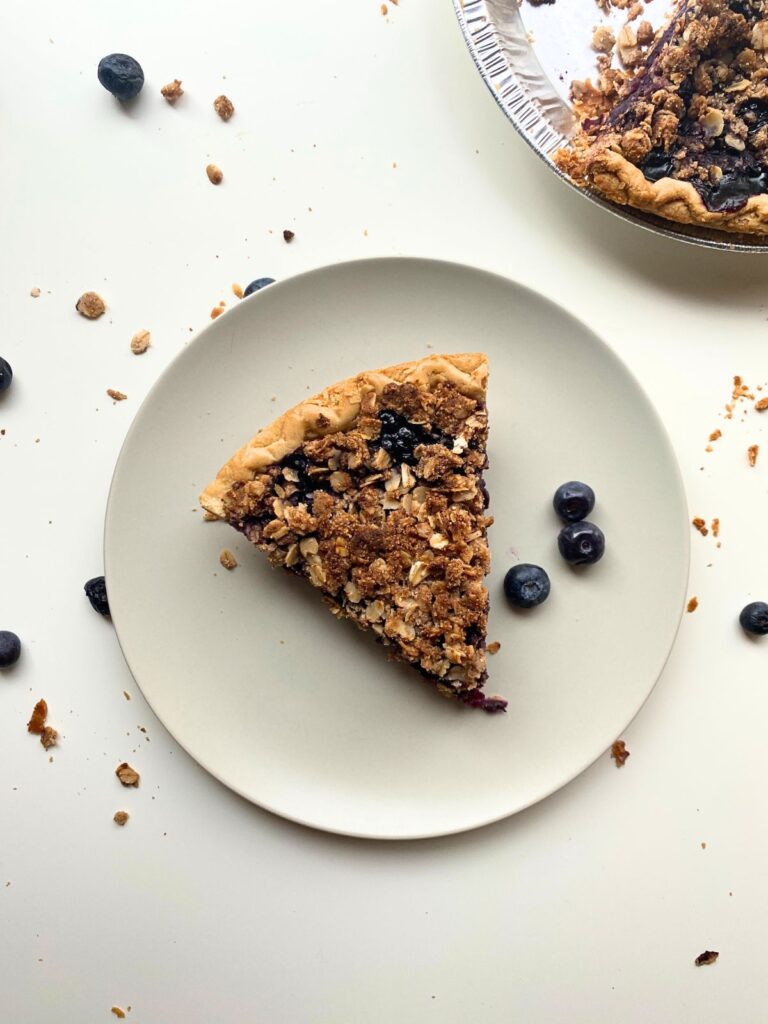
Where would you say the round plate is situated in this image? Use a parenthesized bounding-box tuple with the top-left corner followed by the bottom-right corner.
(453, 0, 768, 253)
(105, 258, 689, 839)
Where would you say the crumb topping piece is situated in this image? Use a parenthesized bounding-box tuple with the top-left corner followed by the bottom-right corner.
(206, 163, 223, 185)
(27, 699, 48, 735)
(161, 79, 184, 103)
(113, 811, 129, 826)
(115, 762, 140, 787)
(130, 329, 151, 355)
(694, 950, 719, 966)
(687, 596, 699, 612)
(611, 739, 630, 766)
(213, 94, 234, 121)
(748, 443, 759, 466)
(76, 292, 106, 319)
(107, 389, 127, 402)
(219, 548, 238, 570)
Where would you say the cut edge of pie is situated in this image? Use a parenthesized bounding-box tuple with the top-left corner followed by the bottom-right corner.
(201, 352, 507, 713)
(556, 0, 768, 236)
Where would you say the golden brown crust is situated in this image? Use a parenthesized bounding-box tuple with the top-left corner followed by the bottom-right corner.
(588, 148, 768, 233)
(201, 353, 488, 518)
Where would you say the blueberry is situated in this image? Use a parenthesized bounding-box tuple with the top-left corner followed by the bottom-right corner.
(558, 521, 605, 565)
(503, 564, 551, 608)
(553, 481, 595, 523)
(97, 54, 145, 101)
(0, 631, 21, 668)
(243, 278, 275, 297)
(84, 576, 110, 617)
(0, 357, 12, 393)
(739, 601, 768, 636)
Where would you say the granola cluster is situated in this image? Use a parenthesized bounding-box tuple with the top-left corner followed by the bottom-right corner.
(218, 380, 501, 707)
(559, 0, 768, 217)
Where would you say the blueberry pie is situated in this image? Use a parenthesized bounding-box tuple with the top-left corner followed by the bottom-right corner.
(200, 353, 506, 712)
(557, 0, 768, 234)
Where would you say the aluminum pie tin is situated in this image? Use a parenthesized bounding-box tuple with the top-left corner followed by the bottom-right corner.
(454, 0, 768, 252)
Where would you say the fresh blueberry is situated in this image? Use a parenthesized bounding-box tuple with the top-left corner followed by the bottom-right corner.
(503, 564, 551, 608)
(84, 576, 111, 617)
(0, 631, 21, 668)
(97, 54, 145, 101)
(0, 357, 12, 393)
(553, 481, 595, 523)
(243, 278, 275, 297)
(739, 601, 768, 636)
(558, 521, 605, 565)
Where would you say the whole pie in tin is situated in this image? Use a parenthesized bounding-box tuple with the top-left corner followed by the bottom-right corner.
(201, 353, 507, 712)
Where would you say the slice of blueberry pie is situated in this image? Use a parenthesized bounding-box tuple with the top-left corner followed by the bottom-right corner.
(200, 353, 506, 712)
(558, 0, 768, 234)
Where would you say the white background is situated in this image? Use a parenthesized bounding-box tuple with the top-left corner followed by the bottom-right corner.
(2, 1, 768, 1021)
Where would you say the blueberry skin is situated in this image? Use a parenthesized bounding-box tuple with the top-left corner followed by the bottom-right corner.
(97, 54, 144, 101)
(503, 564, 551, 608)
(739, 601, 768, 636)
(558, 521, 605, 565)
(553, 481, 595, 523)
(0, 356, 12, 393)
(243, 278, 275, 297)
(84, 576, 111, 617)
(0, 631, 21, 668)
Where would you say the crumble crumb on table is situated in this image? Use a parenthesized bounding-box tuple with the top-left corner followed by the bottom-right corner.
(219, 549, 238, 570)
(107, 389, 127, 402)
(113, 811, 129, 826)
(160, 79, 183, 103)
(692, 517, 708, 537)
(687, 596, 699, 613)
(115, 762, 140, 788)
(76, 292, 106, 319)
(30, 287, 41, 298)
(748, 445, 759, 467)
(130, 330, 151, 355)
(206, 163, 224, 185)
(213, 94, 234, 121)
(694, 950, 719, 967)
(611, 739, 630, 767)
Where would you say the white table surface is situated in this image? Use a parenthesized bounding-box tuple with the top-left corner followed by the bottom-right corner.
(3, 2, 768, 1021)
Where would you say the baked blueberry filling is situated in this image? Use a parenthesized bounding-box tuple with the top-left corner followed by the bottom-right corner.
(376, 409, 448, 464)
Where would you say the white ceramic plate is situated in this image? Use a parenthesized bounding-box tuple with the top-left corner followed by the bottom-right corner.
(105, 258, 689, 839)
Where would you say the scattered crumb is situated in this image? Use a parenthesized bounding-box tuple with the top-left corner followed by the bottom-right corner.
(701, 841, 707, 849)
(363, 229, 368, 236)
(694, 950, 719, 967)
(130, 330, 151, 355)
(30, 287, 41, 298)
(711, 518, 720, 538)
(733, 375, 754, 401)
(705, 445, 714, 453)
(692, 517, 708, 537)
(611, 739, 630, 767)
(206, 163, 224, 185)
(381, 2, 388, 12)
(123, 690, 131, 701)
(591, 25, 616, 52)
(115, 762, 140, 788)
(709, 429, 721, 442)
(113, 811, 129, 826)
(111, 1008, 127, 1020)
(755, 397, 768, 412)
(748, 444, 759, 467)
(486, 641, 501, 655)
(687, 596, 699, 613)
(219, 549, 238, 570)
(27, 699, 48, 735)
(76, 292, 106, 319)
(203, 509, 218, 521)
(213, 94, 235, 121)
(210, 306, 224, 319)
(107, 389, 127, 402)
(232, 282, 244, 299)
(161, 79, 184, 103)
(283, 229, 295, 243)
(40, 726, 58, 750)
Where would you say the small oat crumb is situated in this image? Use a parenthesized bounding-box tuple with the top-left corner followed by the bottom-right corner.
(213, 94, 235, 121)
(210, 306, 224, 319)
(711, 518, 720, 538)
(486, 641, 501, 655)
(27, 699, 48, 735)
(283, 229, 295, 243)
(107, 389, 127, 402)
(232, 282, 244, 299)
(709, 429, 722, 442)
(705, 445, 714, 453)
(40, 726, 58, 750)
(76, 291, 106, 319)
(611, 739, 630, 767)
(219, 549, 238, 570)
(381, 2, 388, 12)
(755, 397, 768, 412)
(130, 329, 151, 355)
(692, 517, 709, 537)
(113, 811, 129, 826)
(206, 163, 223, 185)
(592, 25, 616, 52)
(123, 691, 131, 700)
(694, 950, 719, 967)
(687, 596, 699, 613)
(161, 79, 183, 103)
(748, 444, 759, 467)
(115, 762, 140, 788)
(701, 841, 707, 849)
(111, 1008, 127, 1020)
(30, 287, 41, 298)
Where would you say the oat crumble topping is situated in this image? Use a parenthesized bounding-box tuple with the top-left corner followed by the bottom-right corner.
(748, 443, 760, 465)
(115, 762, 140, 787)
(687, 595, 699, 612)
(113, 811, 130, 826)
(213, 94, 235, 121)
(611, 739, 630, 766)
(206, 163, 224, 185)
(107, 389, 127, 402)
(76, 292, 106, 319)
(130, 330, 151, 355)
(161, 79, 184, 103)
(219, 548, 238, 570)
(692, 516, 709, 535)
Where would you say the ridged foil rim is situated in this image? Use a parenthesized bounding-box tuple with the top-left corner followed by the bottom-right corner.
(454, 0, 768, 253)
